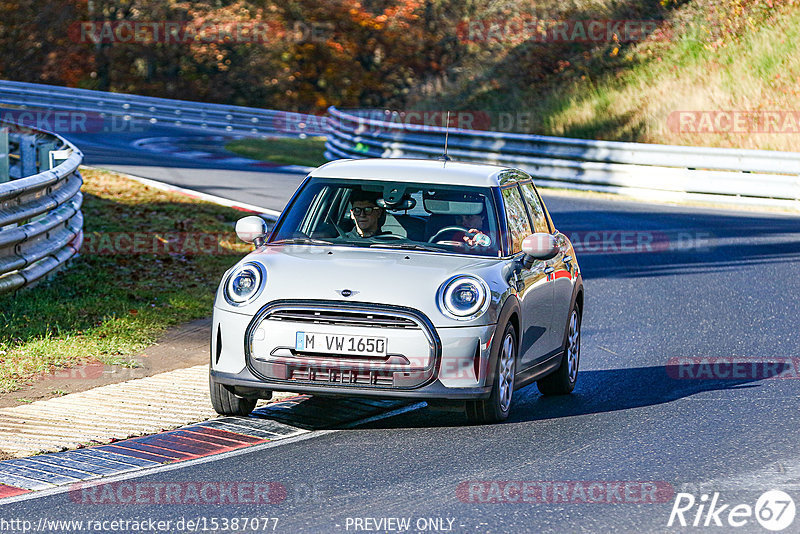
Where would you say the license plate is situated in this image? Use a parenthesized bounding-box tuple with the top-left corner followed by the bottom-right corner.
(295, 332, 387, 357)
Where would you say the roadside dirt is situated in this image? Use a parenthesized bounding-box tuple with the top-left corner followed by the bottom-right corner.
(0, 318, 211, 409)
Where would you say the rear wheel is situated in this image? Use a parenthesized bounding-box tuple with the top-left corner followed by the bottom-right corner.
(465, 322, 517, 424)
(209, 374, 257, 416)
(537, 305, 581, 396)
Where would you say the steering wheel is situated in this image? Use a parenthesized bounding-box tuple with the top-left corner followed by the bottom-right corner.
(428, 226, 470, 244)
(371, 233, 405, 241)
(325, 212, 347, 238)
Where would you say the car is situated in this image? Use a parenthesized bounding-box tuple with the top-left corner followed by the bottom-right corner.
(209, 158, 583, 423)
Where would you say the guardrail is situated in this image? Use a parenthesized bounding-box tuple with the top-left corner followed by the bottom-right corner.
(326, 107, 800, 208)
(0, 80, 326, 137)
(3, 82, 797, 209)
(0, 121, 83, 295)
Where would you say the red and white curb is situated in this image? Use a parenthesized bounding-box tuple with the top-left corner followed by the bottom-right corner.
(131, 136, 315, 176)
(0, 167, 424, 502)
(0, 396, 421, 503)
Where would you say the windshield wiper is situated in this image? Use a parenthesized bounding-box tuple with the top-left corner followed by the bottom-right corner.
(369, 243, 442, 252)
(270, 237, 334, 246)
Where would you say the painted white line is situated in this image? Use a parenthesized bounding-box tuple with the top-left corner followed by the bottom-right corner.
(81, 165, 282, 220)
(339, 402, 427, 429)
(0, 430, 335, 506)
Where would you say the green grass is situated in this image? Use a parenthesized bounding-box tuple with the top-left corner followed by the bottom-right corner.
(0, 168, 251, 394)
(424, 1, 800, 151)
(225, 136, 327, 167)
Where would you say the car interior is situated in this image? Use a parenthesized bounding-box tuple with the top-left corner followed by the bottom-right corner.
(279, 181, 501, 255)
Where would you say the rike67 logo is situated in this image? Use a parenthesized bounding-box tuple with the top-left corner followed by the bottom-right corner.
(668, 490, 796, 531)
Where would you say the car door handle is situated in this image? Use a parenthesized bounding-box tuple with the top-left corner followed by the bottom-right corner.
(544, 266, 555, 274)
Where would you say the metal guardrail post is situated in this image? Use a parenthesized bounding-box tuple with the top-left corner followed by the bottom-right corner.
(37, 141, 57, 171)
(49, 149, 72, 169)
(19, 134, 37, 176)
(0, 127, 7, 183)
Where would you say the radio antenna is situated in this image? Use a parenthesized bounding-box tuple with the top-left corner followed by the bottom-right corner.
(439, 111, 452, 165)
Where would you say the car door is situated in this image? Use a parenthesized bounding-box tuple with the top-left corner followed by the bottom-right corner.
(500, 183, 553, 370)
(520, 180, 574, 354)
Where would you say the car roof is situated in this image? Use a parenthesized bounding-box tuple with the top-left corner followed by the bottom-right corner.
(309, 158, 523, 187)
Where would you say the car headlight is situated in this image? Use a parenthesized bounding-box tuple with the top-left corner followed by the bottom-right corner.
(224, 262, 266, 305)
(439, 275, 490, 320)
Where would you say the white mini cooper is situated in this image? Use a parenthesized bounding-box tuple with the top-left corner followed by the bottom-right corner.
(210, 158, 583, 423)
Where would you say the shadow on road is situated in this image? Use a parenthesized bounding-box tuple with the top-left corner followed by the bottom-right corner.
(510, 362, 775, 423)
(549, 207, 800, 280)
(245, 361, 790, 430)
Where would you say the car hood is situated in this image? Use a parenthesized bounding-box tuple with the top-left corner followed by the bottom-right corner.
(215, 244, 507, 326)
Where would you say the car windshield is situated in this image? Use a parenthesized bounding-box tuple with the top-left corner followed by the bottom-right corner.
(270, 178, 502, 257)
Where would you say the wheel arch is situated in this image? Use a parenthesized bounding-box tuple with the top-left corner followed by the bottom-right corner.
(484, 296, 521, 387)
(572, 274, 584, 317)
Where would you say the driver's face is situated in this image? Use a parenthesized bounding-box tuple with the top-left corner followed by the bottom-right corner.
(457, 213, 484, 229)
(350, 200, 382, 236)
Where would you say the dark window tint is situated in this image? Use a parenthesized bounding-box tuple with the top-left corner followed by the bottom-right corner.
(520, 182, 550, 234)
(500, 186, 532, 254)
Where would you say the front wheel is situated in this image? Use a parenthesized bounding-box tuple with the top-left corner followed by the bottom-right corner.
(537, 305, 581, 396)
(465, 322, 517, 424)
(209, 374, 257, 416)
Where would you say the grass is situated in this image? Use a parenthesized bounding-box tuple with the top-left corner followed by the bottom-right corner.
(544, 2, 800, 151)
(0, 168, 251, 394)
(225, 136, 327, 167)
(421, 0, 800, 152)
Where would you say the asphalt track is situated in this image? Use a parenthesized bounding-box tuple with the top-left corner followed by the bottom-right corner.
(3, 124, 799, 533)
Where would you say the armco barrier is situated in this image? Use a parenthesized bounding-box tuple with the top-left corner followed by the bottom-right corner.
(325, 107, 800, 208)
(0, 80, 326, 137)
(0, 121, 83, 295)
(2, 81, 797, 208)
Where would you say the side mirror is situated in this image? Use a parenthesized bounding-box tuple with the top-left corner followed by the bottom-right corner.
(521, 233, 558, 261)
(235, 216, 268, 246)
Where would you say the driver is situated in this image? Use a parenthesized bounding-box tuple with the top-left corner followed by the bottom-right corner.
(455, 211, 491, 248)
(345, 190, 387, 238)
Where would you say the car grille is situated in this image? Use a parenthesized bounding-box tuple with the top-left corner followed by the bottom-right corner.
(246, 300, 440, 390)
(288, 367, 394, 386)
(267, 309, 419, 329)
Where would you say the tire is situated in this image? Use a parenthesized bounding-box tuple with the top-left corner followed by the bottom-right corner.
(465, 322, 517, 424)
(537, 304, 581, 396)
(209, 374, 257, 416)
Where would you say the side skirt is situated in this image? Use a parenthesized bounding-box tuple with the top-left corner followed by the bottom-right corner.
(515, 350, 563, 389)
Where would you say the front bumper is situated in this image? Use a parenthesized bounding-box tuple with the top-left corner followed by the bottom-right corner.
(211, 300, 496, 399)
(210, 367, 493, 400)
